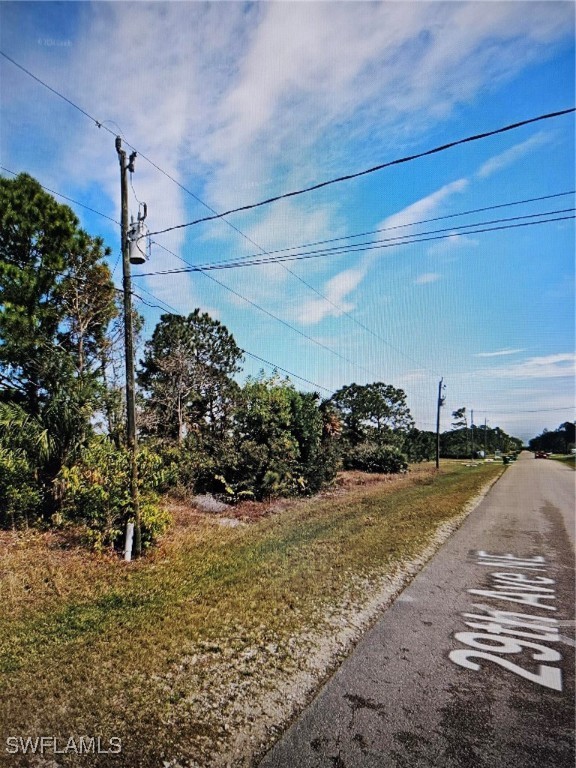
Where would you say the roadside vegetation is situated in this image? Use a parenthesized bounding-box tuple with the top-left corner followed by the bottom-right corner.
(549, 454, 576, 469)
(0, 174, 524, 559)
(2, 169, 554, 767)
(0, 460, 503, 767)
(529, 422, 575, 456)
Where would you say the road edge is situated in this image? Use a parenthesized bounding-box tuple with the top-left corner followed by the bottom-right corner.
(219, 467, 507, 767)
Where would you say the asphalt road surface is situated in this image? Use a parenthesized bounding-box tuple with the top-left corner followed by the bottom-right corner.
(259, 453, 575, 768)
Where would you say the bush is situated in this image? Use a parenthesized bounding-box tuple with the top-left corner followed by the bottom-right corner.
(343, 443, 408, 474)
(58, 437, 171, 551)
(0, 446, 42, 529)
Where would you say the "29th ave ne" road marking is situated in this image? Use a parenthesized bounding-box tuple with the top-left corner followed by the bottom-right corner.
(449, 551, 563, 691)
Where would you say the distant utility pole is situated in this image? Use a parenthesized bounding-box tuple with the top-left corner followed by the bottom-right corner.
(116, 137, 141, 560)
(484, 417, 488, 456)
(470, 409, 475, 459)
(435, 378, 446, 470)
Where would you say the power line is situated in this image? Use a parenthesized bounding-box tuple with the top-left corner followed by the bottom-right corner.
(146, 107, 576, 238)
(4, 164, 573, 387)
(196, 190, 575, 264)
(141, 211, 573, 381)
(0, 55, 415, 373)
(0, 51, 118, 136)
(0, 163, 429, 381)
(3, 65, 567, 426)
(7, 161, 567, 382)
(147, 239, 442, 377)
(0, 50, 220, 217)
(197, 210, 575, 270)
(3, 51, 571, 393)
(128, 290, 333, 394)
(143, 208, 571, 274)
(3, 49, 570, 237)
(135, 212, 575, 276)
(0, 165, 120, 224)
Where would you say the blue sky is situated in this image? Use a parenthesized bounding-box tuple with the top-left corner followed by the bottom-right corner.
(1, 1, 574, 442)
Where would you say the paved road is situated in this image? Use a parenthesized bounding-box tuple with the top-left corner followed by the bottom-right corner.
(259, 453, 575, 768)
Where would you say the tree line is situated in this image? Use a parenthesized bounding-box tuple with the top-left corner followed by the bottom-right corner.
(440, 407, 523, 458)
(0, 173, 523, 552)
(528, 422, 575, 454)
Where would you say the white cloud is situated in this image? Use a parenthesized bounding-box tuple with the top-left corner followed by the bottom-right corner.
(475, 348, 526, 358)
(298, 267, 366, 325)
(484, 353, 576, 380)
(6, 1, 572, 229)
(415, 273, 441, 285)
(2, 0, 572, 332)
(476, 132, 552, 179)
(379, 179, 469, 233)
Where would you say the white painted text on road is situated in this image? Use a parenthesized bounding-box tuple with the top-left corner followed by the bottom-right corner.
(449, 551, 563, 691)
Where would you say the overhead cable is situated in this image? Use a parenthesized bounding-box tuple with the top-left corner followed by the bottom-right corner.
(1, 51, 571, 236)
(0, 55, 425, 372)
(146, 108, 576, 238)
(3, 50, 572, 387)
(135, 212, 575, 276)
(128, 291, 333, 394)
(180, 190, 576, 267)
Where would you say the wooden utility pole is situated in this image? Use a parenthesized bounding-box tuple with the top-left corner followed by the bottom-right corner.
(116, 137, 141, 559)
(435, 378, 445, 470)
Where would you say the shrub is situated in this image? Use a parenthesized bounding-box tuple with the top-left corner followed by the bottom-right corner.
(343, 443, 408, 474)
(0, 446, 42, 529)
(58, 437, 170, 551)
(208, 377, 340, 501)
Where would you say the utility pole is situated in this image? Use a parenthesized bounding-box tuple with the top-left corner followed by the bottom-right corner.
(435, 378, 445, 470)
(484, 417, 488, 456)
(470, 408, 475, 459)
(116, 137, 141, 559)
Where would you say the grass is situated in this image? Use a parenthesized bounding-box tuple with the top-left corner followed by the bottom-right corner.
(550, 453, 576, 469)
(0, 461, 503, 767)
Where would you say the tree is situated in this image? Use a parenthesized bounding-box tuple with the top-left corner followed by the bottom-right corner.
(529, 422, 575, 454)
(448, 407, 469, 457)
(329, 382, 414, 446)
(404, 428, 436, 462)
(208, 374, 340, 500)
(99, 303, 144, 447)
(56, 231, 117, 377)
(0, 173, 119, 514)
(451, 407, 467, 430)
(227, 374, 301, 499)
(0, 173, 78, 414)
(441, 423, 522, 457)
(137, 310, 243, 444)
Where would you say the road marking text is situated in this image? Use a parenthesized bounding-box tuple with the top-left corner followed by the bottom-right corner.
(449, 551, 563, 691)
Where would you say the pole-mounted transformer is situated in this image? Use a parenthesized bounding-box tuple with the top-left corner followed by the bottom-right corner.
(128, 202, 149, 265)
